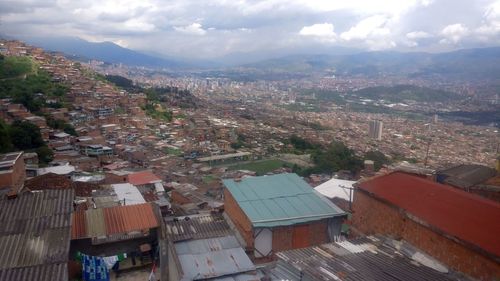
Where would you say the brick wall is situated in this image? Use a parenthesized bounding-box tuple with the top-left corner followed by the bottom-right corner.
(0, 155, 26, 190)
(272, 226, 293, 252)
(352, 190, 500, 280)
(271, 221, 329, 252)
(223, 188, 254, 247)
(171, 190, 191, 205)
(308, 220, 329, 246)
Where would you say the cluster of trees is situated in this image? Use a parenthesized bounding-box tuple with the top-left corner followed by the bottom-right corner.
(287, 135, 391, 176)
(0, 120, 53, 164)
(142, 103, 173, 121)
(0, 55, 69, 113)
(46, 116, 77, 136)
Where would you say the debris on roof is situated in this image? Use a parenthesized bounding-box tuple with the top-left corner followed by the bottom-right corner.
(268, 235, 468, 281)
(165, 214, 232, 242)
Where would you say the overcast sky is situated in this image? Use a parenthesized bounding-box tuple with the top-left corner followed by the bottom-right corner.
(1, 0, 500, 59)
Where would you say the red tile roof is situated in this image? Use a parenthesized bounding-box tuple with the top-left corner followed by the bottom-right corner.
(357, 172, 500, 258)
(71, 203, 159, 239)
(127, 171, 161, 186)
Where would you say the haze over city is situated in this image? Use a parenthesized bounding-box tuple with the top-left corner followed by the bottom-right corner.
(2, 0, 500, 60)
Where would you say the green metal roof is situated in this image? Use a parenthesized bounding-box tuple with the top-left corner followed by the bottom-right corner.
(223, 173, 346, 228)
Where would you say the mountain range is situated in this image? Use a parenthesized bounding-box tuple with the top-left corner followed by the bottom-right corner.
(19, 36, 185, 69)
(8, 36, 500, 80)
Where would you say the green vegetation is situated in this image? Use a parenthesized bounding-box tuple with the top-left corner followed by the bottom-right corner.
(143, 103, 173, 121)
(230, 134, 246, 149)
(283, 135, 321, 154)
(311, 141, 363, 174)
(364, 150, 391, 171)
(229, 159, 291, 175)
(0, 55, 69, 113)
(280, 103, 324, 112)
(285, 136, 363, 176)
(352, 85, 458, 103)
(46, 116, 78, 136)
(0, 119, 53, 164)
(0, 55, 35, 78)
(165, 147, 182, 156)
(202, 175, 218, 184)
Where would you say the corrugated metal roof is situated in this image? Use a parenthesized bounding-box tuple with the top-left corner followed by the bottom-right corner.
(111, 183, 146, 205)
(269, 236, 467, 281)
(0, 189, 73, 280)
(223, 173, 346, 227)
(0, 263, 68, 281)
(128, 171, 161, 186)
(175, 235, 256, 280)
(165, 214, 233, 242)
(357, 172, 500, 259)
(71, 202, 159, 239)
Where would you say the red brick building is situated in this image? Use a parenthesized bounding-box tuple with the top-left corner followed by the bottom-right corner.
(0, 151, 26, 193)
(351, 172, 500, 280)
(223, 173, 346, 259)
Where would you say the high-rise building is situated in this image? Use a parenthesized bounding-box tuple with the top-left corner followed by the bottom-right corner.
(432, 114, 438, 124)
(368, 120, 383, 140)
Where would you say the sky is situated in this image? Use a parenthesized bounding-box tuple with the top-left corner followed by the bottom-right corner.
(1, 0, 500, 59)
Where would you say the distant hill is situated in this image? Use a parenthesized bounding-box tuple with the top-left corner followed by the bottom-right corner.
(20, 36, 185, 69)
(352, 85, 458, 103)
(241, 47, 500, 79)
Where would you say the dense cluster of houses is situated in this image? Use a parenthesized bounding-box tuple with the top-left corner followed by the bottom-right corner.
(1, 149, 500, 280)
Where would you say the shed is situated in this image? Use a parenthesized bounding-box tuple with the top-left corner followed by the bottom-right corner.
(223, 173, 346, 258)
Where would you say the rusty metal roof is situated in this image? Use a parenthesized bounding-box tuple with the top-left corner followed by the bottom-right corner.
(0, 189, 73, 280)
(71, 202, 160, 239)
(127, 171, 161, 186)
(270, 236, 468, 281)
(165, 214, 233, 242)
(357, 172, 500, 259)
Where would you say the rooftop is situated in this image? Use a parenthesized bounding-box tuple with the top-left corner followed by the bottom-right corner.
(164, 214, 232, 242)
(174, 235, 257, 280)
(223, 173, 346, 228)
(71, 202, 159, 240)
(269, 235, 467, 281)
(437, 164, 497, 188)
(0, 189, 74, 280)
(127, 171, 162, 186)
(0, 151, 23, 169)
(314, 178, 356, 201)
(357, 172, 500, 259)
(111, 183, 146, 205)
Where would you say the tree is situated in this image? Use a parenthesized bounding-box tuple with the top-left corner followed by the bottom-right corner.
(0, 119, 13, 153)
(9, 120, 45, 150)
(35, 145, 54, 164)
(364, 150, 391, 171)
(312, 141, 363, 174)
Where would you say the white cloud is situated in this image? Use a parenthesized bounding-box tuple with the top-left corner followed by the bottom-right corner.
(440, 23, 468, 44)
(174, 23, 207, 35)
(0, 0, 498, 58)
(406, 31, 431, 39)
(299, 23, 336, 39)
(340, 15, 389, 41)
(476, 1, 500, 36)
